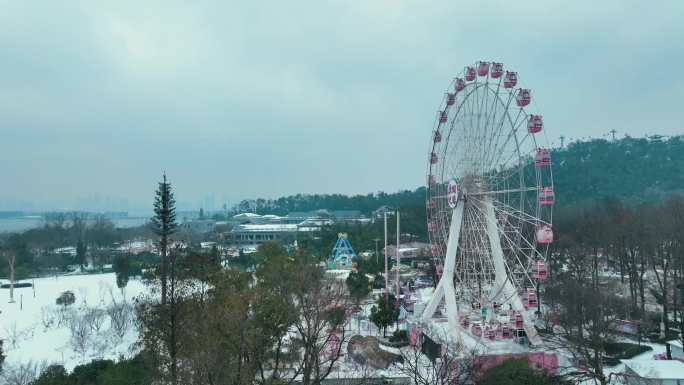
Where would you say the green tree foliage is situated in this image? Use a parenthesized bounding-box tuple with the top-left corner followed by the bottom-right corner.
(552, 136, 684, 206)
(479, 359, 567, 385)
(55, 291, 75, 308)
(137, 247, 349, 385)
(150, 173, 178, 306)
(113, 255, 130, 291)
(76, 239, 87, 270)
(370, 294, 399, 337)
(31, 365, 68, 385)
(346, 270, 370, 306)
(0, 339, 4, 374)
(254, 240, 288, 265)
(30, 356, 153, 385)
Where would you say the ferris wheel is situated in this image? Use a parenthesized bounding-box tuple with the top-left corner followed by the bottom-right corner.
(420, 61, 554, 346)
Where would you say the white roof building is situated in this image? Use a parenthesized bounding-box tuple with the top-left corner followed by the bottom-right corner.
(667, 339, 684, 361)
(621, 359, 684, 385)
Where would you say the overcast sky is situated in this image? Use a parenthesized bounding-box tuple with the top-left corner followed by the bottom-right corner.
(1, 1, 682, 211)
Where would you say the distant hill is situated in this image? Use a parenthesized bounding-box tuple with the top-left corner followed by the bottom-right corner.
(552, 136, 684, 206)
(233, 135, 684, 216)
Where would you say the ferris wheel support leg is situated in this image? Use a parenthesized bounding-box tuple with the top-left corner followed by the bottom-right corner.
(483, 199, 541, 346)
(421, 203, 465, 341)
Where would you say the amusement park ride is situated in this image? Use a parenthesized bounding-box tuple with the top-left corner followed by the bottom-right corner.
(416, 60, 555, 354)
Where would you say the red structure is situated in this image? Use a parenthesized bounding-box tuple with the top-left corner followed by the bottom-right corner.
(477, 61, 490, 76)
(426, 198, 436, 209)
(455, 78, 466, 92)
(446, 93, 456, 106)
(528, 115, 543, 133)
(533, 260, 548, 280)
(538, 187, 555, 205)
(516, 89, 531, 107)
(472, 323, 482, 337)
(504, 71, 517, 88)
(439, 110, 448, 123)
(536, 225, 554, 244)
(515, 313, 524, 329)
(525, 288, 538, 309)
(433, 130, 442, 143)
(465, 66, 476, 81)
(535, 148, 551, 167)
(490, 62, 503, 78)
(430, 152, 439, 164)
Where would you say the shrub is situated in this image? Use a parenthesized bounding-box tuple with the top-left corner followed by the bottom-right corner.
(389, 329, 407, 343)
(55, 291, 75, 308)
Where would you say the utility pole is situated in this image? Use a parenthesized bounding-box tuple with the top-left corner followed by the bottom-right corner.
(384, 212, 389, 301)
(559, 135, 566, 148)
(373, 238, 380, 265)
(396, 211, 401, 308)
(609, 129, 617, 141)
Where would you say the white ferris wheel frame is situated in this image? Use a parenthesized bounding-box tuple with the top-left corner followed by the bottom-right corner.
(419, 62, 553, 347)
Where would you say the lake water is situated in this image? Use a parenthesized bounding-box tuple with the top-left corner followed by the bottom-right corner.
(0, 217, 149, 233)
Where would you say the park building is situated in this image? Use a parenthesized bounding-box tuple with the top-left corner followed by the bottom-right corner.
(227, 223, 320, 246)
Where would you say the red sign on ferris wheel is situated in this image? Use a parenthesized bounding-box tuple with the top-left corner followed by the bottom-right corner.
(447, 179, 459, 208)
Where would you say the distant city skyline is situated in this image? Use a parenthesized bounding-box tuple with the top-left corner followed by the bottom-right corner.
(1, 1, 683, 211)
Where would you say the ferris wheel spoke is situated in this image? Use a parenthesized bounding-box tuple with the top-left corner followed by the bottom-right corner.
(484, 90, 516, 167)
(467, 200, 533, 294)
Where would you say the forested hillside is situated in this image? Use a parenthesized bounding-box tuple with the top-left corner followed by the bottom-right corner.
(236, 135, 684, 215)
(552, 136, 684, 206)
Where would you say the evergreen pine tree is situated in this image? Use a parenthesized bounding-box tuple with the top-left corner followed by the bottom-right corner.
(150, 173, 178, 305)
(0, 339, 5, 373)
(76, 239, 87, 270)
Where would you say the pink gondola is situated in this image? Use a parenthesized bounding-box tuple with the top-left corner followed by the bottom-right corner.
(465, 66, 476, 81)
(504, 71, 517, 88)
(439, 110, 448, 124)
(538, 187, 555, 205)
(428, 175, 436, 187)
(490, 62, 503, 78)
(525, 288, 538, 309)
(446, 93, 456, 106)
(430, 152, 439, 164)
(477, 61, 490, 77)
(533, 260, 548, 280)
(472, 324, 482, 337)
(516, 89, 531, 107)
(536, 225, 554, 244)
(428, 221, 437, 232)
(528, 115, 543, 133)
(460, 316, 469, 328)
(535, 148, 551, 167)
(433, 130, 442, 143)
(455, 78, 466, 92)
(515, 314, 524, 329)
(502, 324, 511, 339)
(427, 199, 436, 209)
(431, 244, 441, 257)
(436, 263, 444, 276)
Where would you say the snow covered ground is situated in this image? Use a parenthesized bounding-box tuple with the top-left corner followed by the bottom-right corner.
(0, 273, 146, 372)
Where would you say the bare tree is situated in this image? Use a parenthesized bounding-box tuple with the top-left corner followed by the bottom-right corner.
(107, 295, 132, 341)
(2, 250, 17, 304)
(85, 306, 107, 334)
(68, 310, 92, 358)
(394, 340, 475, 385)
(39, 306, 56, 330)
(0, 360, 46, 385)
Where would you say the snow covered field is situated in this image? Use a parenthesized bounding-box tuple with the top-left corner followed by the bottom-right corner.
(0, 273, 146, 371)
